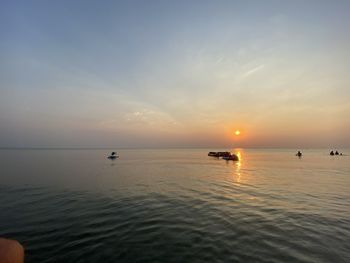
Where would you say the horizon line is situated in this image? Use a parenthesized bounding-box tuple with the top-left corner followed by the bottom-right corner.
(0, 146, 347, 150)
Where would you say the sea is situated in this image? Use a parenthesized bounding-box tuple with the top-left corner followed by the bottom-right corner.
(0, 148, 349, 263)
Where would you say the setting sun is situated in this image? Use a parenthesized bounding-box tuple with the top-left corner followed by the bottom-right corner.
(235, 130, 241, 136)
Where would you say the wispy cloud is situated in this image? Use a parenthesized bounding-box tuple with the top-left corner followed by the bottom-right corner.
(242, 64, 265, 78)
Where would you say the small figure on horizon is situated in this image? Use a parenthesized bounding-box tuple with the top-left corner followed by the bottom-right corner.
(330, 150, 334, 156)
(335, 151, 339, 155)
(107, 151, 119, 159)
(296, 151, 302, 157)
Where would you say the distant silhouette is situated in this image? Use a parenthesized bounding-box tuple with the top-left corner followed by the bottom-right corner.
(296, 151, 302, 157)
(330, 150, 334, 156)
(208, 151, 239, 161)
(108, 151, 119, 159)
(208, 151, 231, 157)
(335, 151, 339, 155)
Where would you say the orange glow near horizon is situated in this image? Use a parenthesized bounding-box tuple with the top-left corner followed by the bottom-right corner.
(235, 130, 241, 136)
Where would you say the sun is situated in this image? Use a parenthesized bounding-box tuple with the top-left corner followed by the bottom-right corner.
(235, 130, 241, 136)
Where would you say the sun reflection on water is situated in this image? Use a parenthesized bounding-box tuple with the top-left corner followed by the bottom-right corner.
(234, 151, 242, 183)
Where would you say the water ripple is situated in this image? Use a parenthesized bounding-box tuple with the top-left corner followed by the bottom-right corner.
(1, 149, 350, 262)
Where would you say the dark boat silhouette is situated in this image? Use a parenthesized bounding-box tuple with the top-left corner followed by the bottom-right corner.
(208, 151, 231, 157)
(208, 151, 239, 161)
(107, 152, 119, 159)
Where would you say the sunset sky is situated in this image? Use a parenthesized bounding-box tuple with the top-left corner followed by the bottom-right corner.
(1, 0, 350, 148)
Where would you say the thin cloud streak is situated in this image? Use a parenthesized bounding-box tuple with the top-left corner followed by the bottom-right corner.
(242, 64, 265, 78)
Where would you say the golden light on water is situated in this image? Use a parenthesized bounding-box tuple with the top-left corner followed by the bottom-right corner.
(236, 151, 242, 161)
(234, 150, 242, 183)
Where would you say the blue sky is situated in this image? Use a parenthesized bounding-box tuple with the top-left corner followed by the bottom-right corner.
(1, 0, 350, 148)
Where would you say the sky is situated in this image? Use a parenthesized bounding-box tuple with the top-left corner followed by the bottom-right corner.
(1, 0, 350, 148)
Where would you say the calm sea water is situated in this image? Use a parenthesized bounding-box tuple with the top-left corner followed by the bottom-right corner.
(1, 148, 350, 262)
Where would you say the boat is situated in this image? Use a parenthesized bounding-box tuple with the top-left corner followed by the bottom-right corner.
(208, 151, 239, 161)
(208, 151, 231, 157)
(222, 154, 239, 161)
(107, 152, 119, 159)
